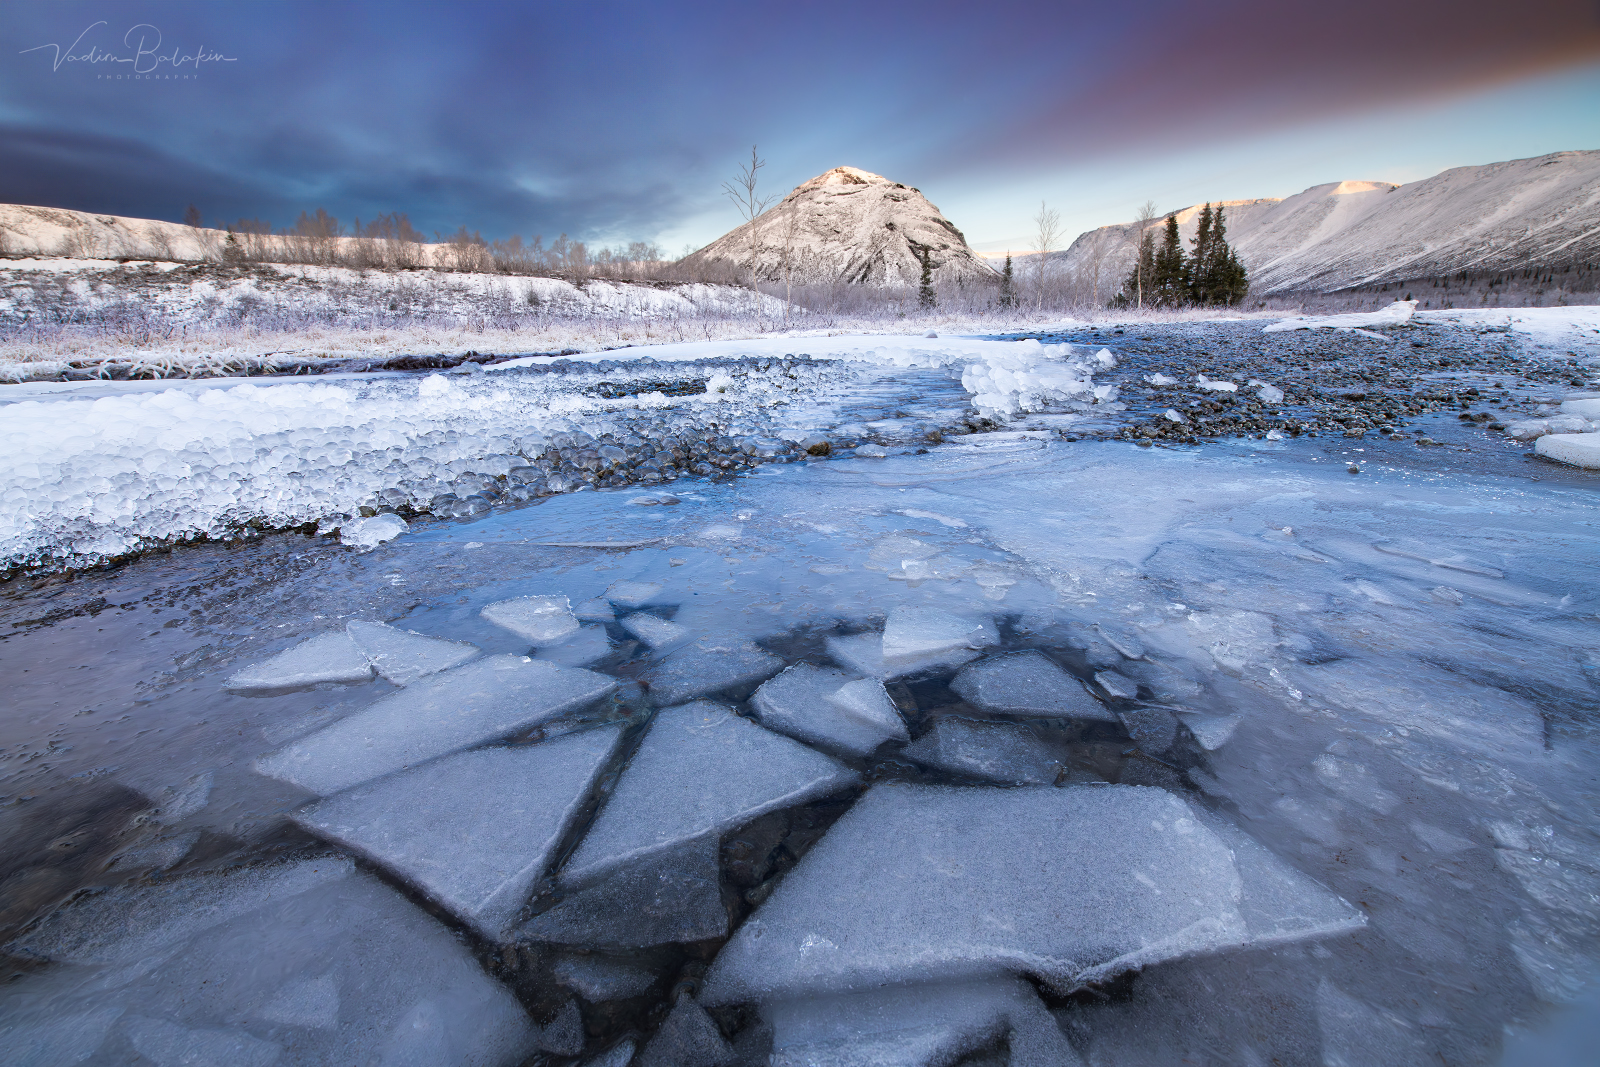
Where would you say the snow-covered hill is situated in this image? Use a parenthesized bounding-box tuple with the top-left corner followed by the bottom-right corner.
(679, 167, 998, 289)
(1052, 150, 1600, 298)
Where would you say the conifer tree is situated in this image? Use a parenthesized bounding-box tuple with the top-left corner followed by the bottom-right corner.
(1189, 204, 1214, 305)
(998, 254, 1016, 308)
(1152, 215, 1187, 306)
(916, 245, 936, 310)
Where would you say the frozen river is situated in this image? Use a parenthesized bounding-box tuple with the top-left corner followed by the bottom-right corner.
(2, 328, 1599, 1065)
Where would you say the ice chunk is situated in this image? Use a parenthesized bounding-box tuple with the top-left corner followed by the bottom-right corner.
(1094, 670, 1137, 699)
(1535, 431, 1600, 469)
(535, 999, 585, 1056)
(1316, 980, 1432, 1065)
(1, 859, 536, 1066)
(1175, 710, 1242, 750)
(535, 623, 614, 667)
(522, 834, 726, 948)
(606, 579, 664, 607)
(825, 632, 979, 680)
(763, 976, 1081, 1067)
(1196, 375, 1237, 392)
(620, 612, 692, 650)
(561, 702, 857, 887)
(341, 513, 409, 548)
(1560, 397, 1600, 418)
(260, 975, 340, 1029)
(1120, 706, 1179, 754)
(0, 1007, 124, 1066)
(295, 725, 625, 939)
(901, 717, 1061, 785)
(702, 784, 1363, 1003)
(585, 1039, 638, 1067)
(752, 664, 907, 757)
(574, 596, 617, 622)
(1249, 379, 1285, 403)
(642, 633, 785, 705)
(552, 955, 659, 1001)
(226, 631, 373, 690)
(481, 595, 582, 644)
(950, 650, 1116, 721)
(825, 677, 908, 739)
(1263, 300, 1416, 332)
(637, 996, 733, 1067)
(346, 620, 478, 686)
(255, 656, 617, 795)
(1312, 754, 1400, 815)
(1145, 373, 1178, 385)
(880, 606, 997, 666)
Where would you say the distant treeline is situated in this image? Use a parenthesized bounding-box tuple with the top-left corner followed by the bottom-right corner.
(1112, 204, 1247, 309)
(200, 204, 674, 281)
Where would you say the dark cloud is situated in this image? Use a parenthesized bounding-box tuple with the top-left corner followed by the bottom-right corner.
(1, 0, 1595, 244)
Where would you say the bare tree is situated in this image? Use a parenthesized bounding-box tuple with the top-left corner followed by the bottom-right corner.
(780, 200, 803, 327)
(1031, 201, 1063, 307)
(722, 145, 776, 291)
(1128, 199, 1159, 310)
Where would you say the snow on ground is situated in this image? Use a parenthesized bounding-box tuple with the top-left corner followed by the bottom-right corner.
(1262, 299, 1418, 333)
(1416, 305, 1600, 355)
(0, 335, 1109, 569)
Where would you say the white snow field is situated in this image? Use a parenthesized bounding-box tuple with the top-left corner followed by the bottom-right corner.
(2, 319, 1600, 1063)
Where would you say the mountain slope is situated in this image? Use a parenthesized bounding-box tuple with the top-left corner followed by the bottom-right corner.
(1054, 150, 1600, 298)
(679, 167, 997, 288)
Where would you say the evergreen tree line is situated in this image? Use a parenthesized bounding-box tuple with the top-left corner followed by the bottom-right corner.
(1114, 204, 1248, 309)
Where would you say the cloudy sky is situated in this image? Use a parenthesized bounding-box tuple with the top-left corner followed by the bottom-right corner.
(4, 0, 1599, 256)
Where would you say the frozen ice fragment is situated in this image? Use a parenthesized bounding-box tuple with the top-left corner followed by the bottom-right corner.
(341, 513, 409, 548)
(584, 1039, 637, 1067)
(295, 725, 625, 939)
(702, 784, 1363, 1003)
(642, 633, 785, 705)
(552, 955, 659, 1001)
(1535, 431, 1600, 469)
(753, 664, 906, 757)
(1, 859, 536, 1066)
(523, 834, 727, 948)
(346, 620, 479, 686)
(824, 632, 979, 680)
(481, 595, 582, 644)
(901, 718, 1061, 785)
(637, 996, 733, 1067)
(255, 656, 617, 795)
(1094, 670, 1137, 699)
(764, 977, 1081, 1067)
(226, 631, 373, 690)
(574, 597, 617, 622)
(951, 650, 1116, 721)
(259, 974, 341, 1029)
(606, 579, 665, 607)
(620, 612, 692, 650)
(535, 623, 614, 667)
(561, 702, 857, 887)
(1175, 711, 1242, 750)
(825, 677, 908, 739)
(880, 606, 997, 666)
(0, 1007, 123, 1066)
(536, 999, 585, 1056)
(1120, 707, 1179, 754)
(125, 1016, 283, 1067)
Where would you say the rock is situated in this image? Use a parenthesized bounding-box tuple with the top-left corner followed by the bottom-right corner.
(701, 784, 1364, 1003)
(950, 650, 1117, 721)
(560, 702, 857, 887)
(1, 859, 536, 1066)
(901, 717, 1062, 785)
(751, 664, 907, 757)
(642, 634, 785, 705)
(346, 620, 479, 686)
(481, 595, 582, 644)
(226, 631, 373, 690)
(255, 656, 617, 795)
(552, 955, 660, 1001)
(637, 996, 734, 1067)
(294, 725, 625, 939)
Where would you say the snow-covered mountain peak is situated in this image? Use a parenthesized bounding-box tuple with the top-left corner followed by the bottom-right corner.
(795, 166, 891, 191)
